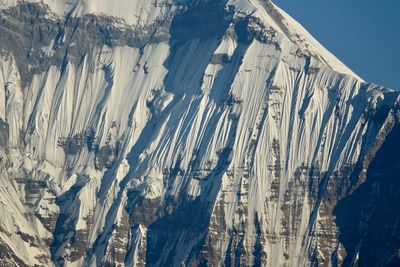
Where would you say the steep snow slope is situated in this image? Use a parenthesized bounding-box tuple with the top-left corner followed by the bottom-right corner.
(0, 0, 399, 266)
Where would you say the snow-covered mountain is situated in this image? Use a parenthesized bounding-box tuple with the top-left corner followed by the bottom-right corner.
(0, 0, 399, 266)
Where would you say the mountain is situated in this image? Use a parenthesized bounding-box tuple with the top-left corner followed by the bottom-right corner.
(0, 0, 399, 266)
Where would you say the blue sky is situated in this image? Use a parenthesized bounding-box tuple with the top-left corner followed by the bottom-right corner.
(273, 0, 400, 90)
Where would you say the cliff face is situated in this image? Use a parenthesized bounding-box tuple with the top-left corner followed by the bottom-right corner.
(0, 1, 399, 266)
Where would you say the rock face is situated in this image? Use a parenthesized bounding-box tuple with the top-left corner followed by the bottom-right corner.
(0, 0, 399, 266)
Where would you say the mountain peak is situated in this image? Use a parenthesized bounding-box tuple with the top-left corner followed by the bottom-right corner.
(0, 0, 363, 80)
(0, 1, 398, 266)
